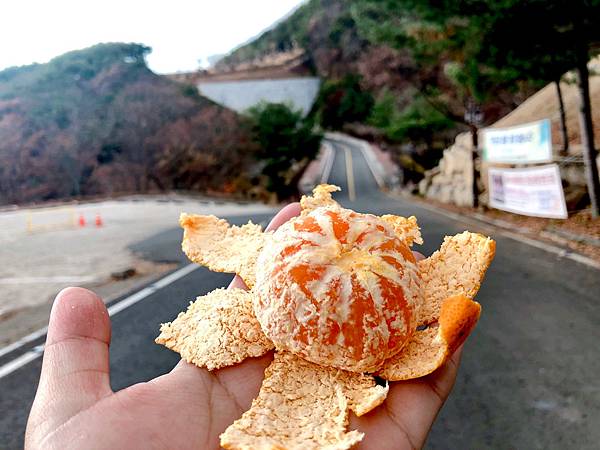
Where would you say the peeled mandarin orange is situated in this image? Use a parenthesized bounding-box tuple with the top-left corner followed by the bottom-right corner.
(254, 205, 421, 373)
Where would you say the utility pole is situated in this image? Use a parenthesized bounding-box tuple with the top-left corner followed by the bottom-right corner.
(555, 79, 570, 156)
(465, 99, 483, 208)
(576, 58, 600, 218)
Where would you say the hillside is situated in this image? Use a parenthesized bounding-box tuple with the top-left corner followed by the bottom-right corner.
(218, 0, 375, 83)
(492, 58, 600, 151)
(0, 43, 252, 205)
(218, 0, 529, 126)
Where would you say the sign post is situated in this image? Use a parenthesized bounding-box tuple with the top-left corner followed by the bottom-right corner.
(464, 100, 484, 208)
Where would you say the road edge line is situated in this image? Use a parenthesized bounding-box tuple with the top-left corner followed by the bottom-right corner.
(0, 348, 43, 379)
(320, 142, 335, 184)
(0, 263, 199, 380)
(358, 142, 386, 190)
(344, 146, 356, 201)
(0, 327, 47, 359)
(326, 132, 387, 189)
(325, 133, 599, 271)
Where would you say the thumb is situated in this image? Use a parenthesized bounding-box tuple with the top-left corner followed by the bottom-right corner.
(27, 287, 113, 440)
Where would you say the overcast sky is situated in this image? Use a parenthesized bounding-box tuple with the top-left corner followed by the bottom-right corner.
(1, 0, 305, 73)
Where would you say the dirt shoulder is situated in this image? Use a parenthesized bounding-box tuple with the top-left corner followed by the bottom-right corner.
(0, 195, 276, 347)
(406, 193, 600, 265)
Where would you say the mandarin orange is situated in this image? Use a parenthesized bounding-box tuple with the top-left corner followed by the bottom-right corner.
(254, 205, 421, 373)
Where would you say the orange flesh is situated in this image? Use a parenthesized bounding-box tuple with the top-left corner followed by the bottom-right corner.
(325, 210, 350, 243)
(294, 216, 322, 233)
(344, 274, 379, 360)
(377, 275, 411, 350)
(258, 208, 418, 370)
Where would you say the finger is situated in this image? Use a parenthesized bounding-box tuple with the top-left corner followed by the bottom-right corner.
(425, 343, 464, 398)
(228, 275, 249, 290)
(354, 344, 465, 449)
(168, 350, 274, 411)
(228, 203, 301, 290)
(173, 205, 302, 397)
(34, 288, 113, 426)
(265, 202, 301, 231)
(389, 345, 463, 446)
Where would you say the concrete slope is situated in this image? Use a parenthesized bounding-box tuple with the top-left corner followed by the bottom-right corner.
(198, 77, 320, 116)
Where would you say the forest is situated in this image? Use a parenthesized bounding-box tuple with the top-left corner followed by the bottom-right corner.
(224, 0, 600, 213)
(0, 43, 253, 205)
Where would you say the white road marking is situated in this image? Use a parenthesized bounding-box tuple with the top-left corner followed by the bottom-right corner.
(0, 327, 47, 359)
(344, 147, 356, 202)
(327, 133, 386, 190)
(357, 142, 386, 189)
(320, 142, 335, 184)
(333, 134, 599, 271)
(0, 263, 199, 380)
(0, 349, 42, 379)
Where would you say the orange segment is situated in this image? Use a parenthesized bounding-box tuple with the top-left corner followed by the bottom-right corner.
(341, 274, 379, 361)
(325, 210, 350, 243)
(294, 216, 322, 233)
(280, 240, 316, 257)
(377, 238, 415, 263)
(289, 263, 325, 300)
(377, 275, 413, 350)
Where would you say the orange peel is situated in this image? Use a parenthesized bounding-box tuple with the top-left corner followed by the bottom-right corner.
(157, 184, 495, 449)
(156, 288, 273, 370)
(220, 352, 388, 450)
(179, 213, 267, 288)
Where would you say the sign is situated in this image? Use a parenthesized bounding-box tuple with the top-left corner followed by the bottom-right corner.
(488, 164, 567, 219)
(483, 119, 552, 163)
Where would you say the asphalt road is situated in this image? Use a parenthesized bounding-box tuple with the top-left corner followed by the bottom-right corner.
(1, 137, 599, 449)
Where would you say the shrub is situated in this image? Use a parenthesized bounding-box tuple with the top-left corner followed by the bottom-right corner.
(385, 97, 454, 144)
(247, 102, 322, 200)
(313, 74, 374, 130)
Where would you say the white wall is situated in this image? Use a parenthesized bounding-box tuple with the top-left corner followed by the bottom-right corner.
(198, 77, 321, 116)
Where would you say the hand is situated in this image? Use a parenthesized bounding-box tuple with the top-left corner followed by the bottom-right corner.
(26, 204, 464, 450)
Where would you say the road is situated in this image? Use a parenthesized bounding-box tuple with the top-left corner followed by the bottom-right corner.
(1, 137, 599, 449)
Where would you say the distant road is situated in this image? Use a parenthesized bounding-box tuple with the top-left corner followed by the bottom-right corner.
(1, 138, 599, 449)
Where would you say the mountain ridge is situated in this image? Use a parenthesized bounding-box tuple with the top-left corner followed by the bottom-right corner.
(0, 43, 253, 205)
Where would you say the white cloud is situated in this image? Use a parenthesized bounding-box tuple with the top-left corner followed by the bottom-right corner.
(0, 0, 304, 73)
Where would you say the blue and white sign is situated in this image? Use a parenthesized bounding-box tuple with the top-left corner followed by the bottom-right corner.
(483, 119, 552, 163)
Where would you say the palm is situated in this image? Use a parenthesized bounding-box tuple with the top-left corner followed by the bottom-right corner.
(351, 355, 459, 449)
(29, 347, 457, 450)
(27, 343, 270, 448)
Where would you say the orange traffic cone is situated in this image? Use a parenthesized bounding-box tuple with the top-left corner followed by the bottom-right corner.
(78, 214, 86, 227)
(95, 213, 103, 227)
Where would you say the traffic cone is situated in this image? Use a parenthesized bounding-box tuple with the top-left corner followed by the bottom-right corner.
(95, 213, 103, 227)
(78, 214, 86, 227)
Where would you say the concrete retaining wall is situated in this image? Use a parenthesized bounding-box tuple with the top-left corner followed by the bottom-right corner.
(197, 77, 321, 116)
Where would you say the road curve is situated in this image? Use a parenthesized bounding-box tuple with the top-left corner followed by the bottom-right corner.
(1, 138, 599, 449)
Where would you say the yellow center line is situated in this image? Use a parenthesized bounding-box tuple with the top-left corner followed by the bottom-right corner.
(344, 146, 356, 201)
